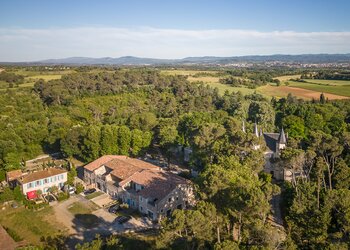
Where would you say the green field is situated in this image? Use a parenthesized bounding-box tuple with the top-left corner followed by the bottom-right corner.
(0, 206, 66, 245)
(287, 80, 350, 97)
(25, 74, 63, 81)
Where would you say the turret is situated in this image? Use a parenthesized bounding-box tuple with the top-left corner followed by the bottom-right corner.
(278, 127, 287, 144)
(277, 127, 287, 152)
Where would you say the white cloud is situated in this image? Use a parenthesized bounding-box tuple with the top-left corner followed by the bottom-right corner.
(0, 27, 349, 61)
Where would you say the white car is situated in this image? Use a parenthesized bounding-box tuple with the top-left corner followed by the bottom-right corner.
(67, 186, 76, 195)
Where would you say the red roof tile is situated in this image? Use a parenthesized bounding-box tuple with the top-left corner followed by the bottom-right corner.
(19, 168, 67, 184)
(6, 170, 23, 182)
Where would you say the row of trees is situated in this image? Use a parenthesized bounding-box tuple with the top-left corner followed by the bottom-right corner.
(61, 125, 152, 161)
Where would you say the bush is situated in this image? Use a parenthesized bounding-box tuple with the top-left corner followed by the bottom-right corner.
(24, 199, 49, 210)
(75, 183, 84, 194)
(57, 192, 69, 202)
(0, 187, 15, 202)
(13, 186, 25, 202)
(0, 169, 5, 181)
(4, 227, 23, 242)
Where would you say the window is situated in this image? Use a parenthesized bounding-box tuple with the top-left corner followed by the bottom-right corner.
(140, 197, 143, 201)
(44, 178, 49, 184)
(140, 206, 143, 211)
(60, 174, 63, 180)
(160, 209, 163, 213)
(168, 197, 172, 202)
(176, 197, 179, 201)
(36, 180, 40, 186)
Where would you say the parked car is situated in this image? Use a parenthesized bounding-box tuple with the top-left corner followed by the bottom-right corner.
(114, 215, 132, 224)
(84, 188, 96, 195)
(108, 204, 120, 214)
(45, 194, 56, 202)
(68, 186, 76, 195)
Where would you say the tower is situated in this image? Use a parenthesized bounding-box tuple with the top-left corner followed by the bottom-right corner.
(276, 127, 287, 153)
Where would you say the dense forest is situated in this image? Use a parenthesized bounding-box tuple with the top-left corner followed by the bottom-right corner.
(0, 68, 349, 249)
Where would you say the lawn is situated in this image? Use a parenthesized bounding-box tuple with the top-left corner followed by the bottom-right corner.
(85, 191, 104, 200)
(0, 206, 66, 245)
(68, 202, 95, 214)
(68, 201, 100, 228)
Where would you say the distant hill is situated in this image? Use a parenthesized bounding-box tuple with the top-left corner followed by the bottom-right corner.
(2, 54, 350, 65)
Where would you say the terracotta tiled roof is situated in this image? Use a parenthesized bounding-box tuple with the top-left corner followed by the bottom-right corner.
(84, 155, 192, 203)
(18, 168, 67, 184)
(84, 155, 123, 171)
(0, 225, 17, 250)
(136, 170, 190, 202)
(105, 157, 159, 180)
(6, 170, 23, 182)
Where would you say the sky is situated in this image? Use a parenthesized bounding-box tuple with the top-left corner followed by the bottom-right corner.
(1, 0, 350, 61)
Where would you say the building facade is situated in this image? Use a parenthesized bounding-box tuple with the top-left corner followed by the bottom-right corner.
(84, 155, 195, 221)
(7, 168, 67, 198)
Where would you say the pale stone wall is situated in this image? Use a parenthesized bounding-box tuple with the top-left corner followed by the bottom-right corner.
(21, 172, 67, 195)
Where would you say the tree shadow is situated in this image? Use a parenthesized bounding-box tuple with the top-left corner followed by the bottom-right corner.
(65, 213, 155, 249)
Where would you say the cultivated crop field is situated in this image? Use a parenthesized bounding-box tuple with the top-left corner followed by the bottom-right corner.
(286, 80, 350, 98)
(258, 84, 349, 100)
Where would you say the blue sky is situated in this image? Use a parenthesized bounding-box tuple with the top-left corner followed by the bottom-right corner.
(1, 0, 350, 61)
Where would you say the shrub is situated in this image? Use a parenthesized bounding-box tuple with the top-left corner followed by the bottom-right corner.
(75, 183, 84, 194)
(57, 192, 69, 202)
(4, 227, 23, 242)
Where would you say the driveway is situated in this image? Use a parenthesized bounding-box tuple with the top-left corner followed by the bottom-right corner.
(90, 193, 114, 208)
(52, 194, 156, 247)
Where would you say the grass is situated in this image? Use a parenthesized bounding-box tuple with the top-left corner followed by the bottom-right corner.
(272, 75, 350, 98)
(0, 206, 66, 245)
(287, 80, 350, 97)
(68, 201, 100, 228)
(25, 74, 63, 81)
(85, 191, 103, 200)
(273, 74, 301, 81)
(67, 201, 97, 214)
(185, 73, 258, 95)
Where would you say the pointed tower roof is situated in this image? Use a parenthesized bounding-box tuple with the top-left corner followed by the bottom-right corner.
(278, 127, 287, 144)
(254, 122, 259, 137)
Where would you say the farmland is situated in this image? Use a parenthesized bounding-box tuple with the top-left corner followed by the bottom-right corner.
(258, 84, 349, 100)
(286, 79, 350, 97)
(1, 68, 349, 100)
